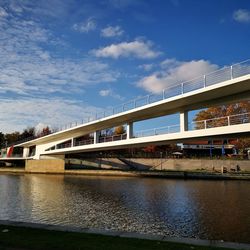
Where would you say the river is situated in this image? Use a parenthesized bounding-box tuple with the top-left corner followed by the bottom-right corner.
(0, 174, 249, 243)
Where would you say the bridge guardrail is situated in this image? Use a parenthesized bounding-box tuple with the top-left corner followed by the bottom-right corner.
(44, 112, 250, 152)
(60, 59, 250, 132)
(9, 59, 250, 146)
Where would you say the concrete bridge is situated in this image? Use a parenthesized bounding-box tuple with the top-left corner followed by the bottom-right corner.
(1, 59, 250, 166)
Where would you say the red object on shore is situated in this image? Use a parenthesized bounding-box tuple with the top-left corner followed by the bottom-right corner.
(7, 146, 14, 157)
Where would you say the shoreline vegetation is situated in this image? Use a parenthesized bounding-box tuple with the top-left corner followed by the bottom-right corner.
(0, 221, 250, 250)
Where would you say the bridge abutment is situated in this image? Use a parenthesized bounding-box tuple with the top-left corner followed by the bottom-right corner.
(25, 155, 65, 173)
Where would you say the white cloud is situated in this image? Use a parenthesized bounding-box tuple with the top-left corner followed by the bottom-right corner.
(233, 9, 250, 23)
(99, 89, 124, 100)
(0, 14, 118, 96)
(72, 17, 97, 33)
(92, 39, 161, 59)
(0, 97, 103, 133)
(0, 2, 121, 132)
(138, 63, 154, 71)
(101, 25, 124, 37)
(0, 7, 8, 17)
(137, 59, 218, 93)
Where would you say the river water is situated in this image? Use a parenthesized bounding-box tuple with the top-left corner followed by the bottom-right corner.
(0, 174, 249, 243)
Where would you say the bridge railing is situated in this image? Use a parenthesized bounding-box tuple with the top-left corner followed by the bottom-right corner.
(190, 112, 250, 130)
(134, 112, 250, 139)
(58, 59, 250, 132)
(135, 124, 180, 138)
(74, 139, 94, 147)
(99, 133, 127, 143)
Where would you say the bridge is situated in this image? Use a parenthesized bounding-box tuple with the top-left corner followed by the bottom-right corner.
(1, 59, 250, 164)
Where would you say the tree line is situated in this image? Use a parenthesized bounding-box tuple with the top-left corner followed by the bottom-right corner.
(0, 126, 52, 149)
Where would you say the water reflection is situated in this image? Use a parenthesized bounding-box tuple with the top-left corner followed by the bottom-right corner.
(0, 174, 249, 243)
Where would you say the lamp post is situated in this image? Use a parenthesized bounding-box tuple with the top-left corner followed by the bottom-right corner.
(160, 151, 163, 171)
(99, 152, 102, 169)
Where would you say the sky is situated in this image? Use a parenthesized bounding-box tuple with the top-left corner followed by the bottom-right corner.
(0, 0, 250, 133)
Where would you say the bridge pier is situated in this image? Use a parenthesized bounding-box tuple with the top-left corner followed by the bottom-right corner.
(94, 131, 101, 144)
(23, 147, 30, 158)
(180, 111, 188, 132)
(127, 122, 134, 139)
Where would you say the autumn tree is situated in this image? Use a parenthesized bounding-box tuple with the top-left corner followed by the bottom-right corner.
(114, 125, 125, 135)
(194, 101, 250, 122)
(194, 101, 250, 150)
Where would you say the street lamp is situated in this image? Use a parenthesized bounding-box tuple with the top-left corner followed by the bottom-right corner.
(160, 151, 163, 171)
(99, 152, 102, 168)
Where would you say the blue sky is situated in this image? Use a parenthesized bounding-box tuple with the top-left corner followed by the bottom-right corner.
(0, 0, 250, 133)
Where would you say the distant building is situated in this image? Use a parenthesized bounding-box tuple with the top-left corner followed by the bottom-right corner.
(181, 139, 237, 157)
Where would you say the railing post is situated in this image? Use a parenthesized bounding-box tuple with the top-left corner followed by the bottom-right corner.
(162, 89, 165, 99)
(230, 65, 233, 79)
(227, 116, 230, 126)
(181, 83, 184, 94)
(147, 95, 150, 104)
(204, 120, 207, 129)
(204, 75, 206, 88)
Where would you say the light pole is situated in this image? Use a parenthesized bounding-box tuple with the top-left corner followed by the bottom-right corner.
(99, 152, 102, 169)
(160, 151, 163, 171)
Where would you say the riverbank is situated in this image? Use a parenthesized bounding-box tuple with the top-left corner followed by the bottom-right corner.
(0, 167, 250, 180)
(0, 221, 249, 250)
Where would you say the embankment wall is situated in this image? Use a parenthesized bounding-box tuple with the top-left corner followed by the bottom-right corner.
(25, 159, 65, 173)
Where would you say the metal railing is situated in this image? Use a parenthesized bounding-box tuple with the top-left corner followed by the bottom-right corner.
(74, 139, 94, 147)
(57, 59, 250, 132)
(99, 133, 127, 143)
(135, 124, 180, 138)
(190, 112, 250, 130)
(56, 142, 72, 149)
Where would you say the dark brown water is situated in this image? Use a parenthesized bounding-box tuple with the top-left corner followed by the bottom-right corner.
(0, 174, 249, 243)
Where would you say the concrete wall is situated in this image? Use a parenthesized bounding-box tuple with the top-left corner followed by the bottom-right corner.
(65, 158, 130, 170)
(25, 159, 65, 173)
(24, 158, 249, 174)
(124, 158, 250, 172)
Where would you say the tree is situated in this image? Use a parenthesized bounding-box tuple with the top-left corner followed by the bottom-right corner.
(4, 131, 21, 146)
(0, 132, 5, 149)
(194, 101, 250, 150)
(194, 101, 250, 125)
(114, 125, 125, 135)
(20, 127, 35, 140)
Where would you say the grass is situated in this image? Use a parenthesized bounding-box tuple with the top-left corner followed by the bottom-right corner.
(0, 225, 236, 250)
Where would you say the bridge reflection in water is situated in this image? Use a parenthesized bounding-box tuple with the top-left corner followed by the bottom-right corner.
(0, 174, 249, 243)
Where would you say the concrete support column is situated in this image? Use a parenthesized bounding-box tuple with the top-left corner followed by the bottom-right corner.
(23, 147, 30, 158)
(127, 122, 134, 139)
(180, 111, 188, 132)
(94, 131, 101, 144)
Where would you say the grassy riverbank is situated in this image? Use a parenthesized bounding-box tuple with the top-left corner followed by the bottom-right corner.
(0, 224, 245, 250)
